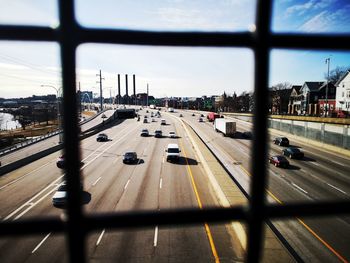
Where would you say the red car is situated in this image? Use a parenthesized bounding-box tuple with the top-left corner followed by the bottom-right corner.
(269, 155, 289, 168)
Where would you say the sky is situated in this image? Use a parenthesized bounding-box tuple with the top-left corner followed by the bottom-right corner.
(0, 0, 349, 99)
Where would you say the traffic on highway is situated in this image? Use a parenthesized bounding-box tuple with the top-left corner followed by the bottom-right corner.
(0, 106, 349, 262)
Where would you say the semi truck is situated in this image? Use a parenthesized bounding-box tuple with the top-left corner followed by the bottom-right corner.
(214, 118, 236, 137)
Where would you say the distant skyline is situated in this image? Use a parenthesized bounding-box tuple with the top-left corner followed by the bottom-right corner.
(0, 0, 349, 98)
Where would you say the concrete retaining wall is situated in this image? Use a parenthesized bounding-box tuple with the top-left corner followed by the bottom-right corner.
(268, 118, 350, 150)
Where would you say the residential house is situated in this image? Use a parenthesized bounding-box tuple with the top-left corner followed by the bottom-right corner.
(335, 70, 350, 115)
(297, 81, 324, 115)
(288, 85, 302, 114)
(269, 87, 292, 114)
(316, 81, 337, 116)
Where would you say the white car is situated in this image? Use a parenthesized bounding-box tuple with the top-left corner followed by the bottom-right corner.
(52, 184, 68, 206)
(169, 131, 176, 138)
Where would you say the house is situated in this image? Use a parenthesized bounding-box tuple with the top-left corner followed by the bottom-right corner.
(288, 85, 302, 114)
(269, 87, 292, 114)
(316, 81, 337, 117)
(335, 70, 350, 115)
(296, 82, 324, 115)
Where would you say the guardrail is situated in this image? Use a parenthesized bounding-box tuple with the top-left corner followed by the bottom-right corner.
(0, 130, 62, 157)
(0, 109, 109, 158)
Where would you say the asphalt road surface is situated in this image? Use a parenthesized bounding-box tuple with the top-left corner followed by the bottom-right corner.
(0, 110, 246, 262)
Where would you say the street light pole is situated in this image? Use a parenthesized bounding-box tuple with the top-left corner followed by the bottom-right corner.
(41, 84, 62, 143)
(325, 57, 331, 117)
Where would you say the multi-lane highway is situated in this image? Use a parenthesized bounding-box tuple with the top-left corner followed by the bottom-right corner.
(1, 109, 249, 262)
(178, 109, 350, 263)
(0, 107, 349, 262)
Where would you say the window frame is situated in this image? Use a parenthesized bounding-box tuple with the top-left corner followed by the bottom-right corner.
(0, 1, 349, 262)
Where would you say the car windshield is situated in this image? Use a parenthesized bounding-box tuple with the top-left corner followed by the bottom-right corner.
(125, 152, 135, 157)
(168, 148, 179, 153)
(289, 148, 300, 153)
(57, 184, 67, 191)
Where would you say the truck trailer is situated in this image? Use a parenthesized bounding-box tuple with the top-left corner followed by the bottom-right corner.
(214, 118, 236, 137)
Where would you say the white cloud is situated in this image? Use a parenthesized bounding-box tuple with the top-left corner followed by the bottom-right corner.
(285, 0, 335, 16)
(299, 10, 328, 32)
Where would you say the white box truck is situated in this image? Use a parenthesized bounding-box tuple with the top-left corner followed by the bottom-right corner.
(214, 118, 236, 137)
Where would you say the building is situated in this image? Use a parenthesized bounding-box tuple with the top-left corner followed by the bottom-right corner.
(288, 85, 302, 114)
(335, 70, 350, 115)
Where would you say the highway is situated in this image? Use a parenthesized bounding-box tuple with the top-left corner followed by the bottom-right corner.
(0, 109, 249, 262)
(0, 107, 349, 262)
(178, 109, 350, 263)
(0, 109, 115, 167)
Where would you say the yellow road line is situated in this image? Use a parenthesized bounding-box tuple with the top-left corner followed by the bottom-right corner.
(231, 150, 348, 262)
(176, 126, 220, 263)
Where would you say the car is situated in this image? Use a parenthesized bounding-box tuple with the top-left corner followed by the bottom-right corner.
(165, 143, 181, 162)
(123, 152, 138, 164)
(52, 183, 83, 207)
(269, 155, 289, 168)
(179, 114, 183, 117)
(140, 129, 149, 137)
(154, 130, 162, 138)
(96, 133, 108, 142)
(146, 110, 149, 113)
(151, 112, 154, 117)
(152, 118, 156, 122)
(198, 117, 204, 122)
(192, 113, 195, 116)
(273, 137, 289, 146)
(169, 131, 176, 138)
(56, 155, 65, 169)
(101, 113, 107, 118)
(200, 114, 204, 117)
(143, 118, 148, 123)
(282, 147, 304, 159)
(161, 119, 166, 125)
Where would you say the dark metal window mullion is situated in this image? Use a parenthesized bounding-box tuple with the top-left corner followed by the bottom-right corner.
(58, 0, 86, 262)
(247, 1, 272, 262)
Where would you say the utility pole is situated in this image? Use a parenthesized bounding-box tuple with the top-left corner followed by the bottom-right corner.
(325, 57, 331, 117)
(117, 74, 121, 105)
(96, 70, 104, 111)
(78, 82, 82, 117)
(133, 74, 136, 106)
(125, 74, 129, 106)
(147, 83, 149, 107)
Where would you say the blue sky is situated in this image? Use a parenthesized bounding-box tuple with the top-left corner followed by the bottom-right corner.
(0, 0, 349, 98)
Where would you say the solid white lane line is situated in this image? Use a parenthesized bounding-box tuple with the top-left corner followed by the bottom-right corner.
(153, 226, 158, 247)
(32, 233, 51, 253)
(327, 183, 347, 195)
(292, 183, 308, 194)
(92, 177, 102, 186)
(162, 156, 165, 163)
(4, 176, 64, 221)
(331, 160, 346, 167)
(159, 178, 162, 189)
(96, 229, 105, 246)
(310, 162, 320, 166)
(124, 179, 130, 190)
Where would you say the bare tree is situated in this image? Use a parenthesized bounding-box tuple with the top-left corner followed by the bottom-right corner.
(325, 66, 350, 84)
(271, 82, 292, 90)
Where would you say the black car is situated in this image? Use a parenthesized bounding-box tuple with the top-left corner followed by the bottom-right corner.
(123, 152, 138, 164)
(282, 147, 304, 159)
(269, 155, 290, 168)
(154, 130, 162, 138)
(96, 133, 108, 142)
(56, 155, 65, 169)
(273, 137, 289, 146)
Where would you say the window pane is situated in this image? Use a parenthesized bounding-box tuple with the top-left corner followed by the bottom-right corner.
(75, 0, 256, 32)
(0, 0, 58, 27)
(272, 0, 350, 34)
